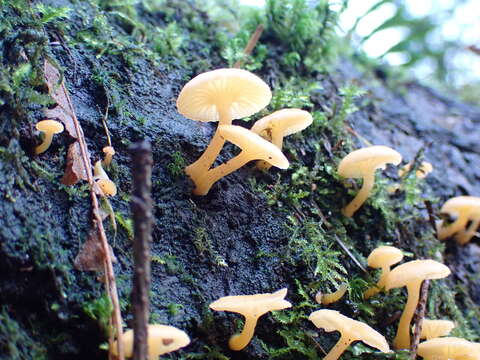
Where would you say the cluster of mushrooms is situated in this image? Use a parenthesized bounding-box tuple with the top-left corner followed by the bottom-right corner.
(35, 67, 480, 358)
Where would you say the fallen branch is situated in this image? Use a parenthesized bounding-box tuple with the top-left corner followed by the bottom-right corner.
(130, 141, 154, 360)
(44, 59, 125, 360)
(233, 25, 264, 68)
(410, 279, 430, 359)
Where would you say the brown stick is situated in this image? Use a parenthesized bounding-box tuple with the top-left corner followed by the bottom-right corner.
(410, 279, 430, 359)
(130, 141, 154, 360)
(233, 25, 264, 68)
(424, 200, 437, 236)
(53, 63, 125, 360)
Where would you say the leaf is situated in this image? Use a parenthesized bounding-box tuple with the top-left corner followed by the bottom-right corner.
(43, 59, 88, 184)
(74, 227, 117, 272)
(61, 142, 88, 185)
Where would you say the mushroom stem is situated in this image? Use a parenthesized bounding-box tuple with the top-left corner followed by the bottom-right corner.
(324, 335, 351, 360)
(185, 106, 231, 180)
(364, 266, 390, 299)
(228, 315, 258, 351)
(394, 280, 421, 349)
(455, 218, 480, 244)
(343, 171, 375, 217)
(193, 151, 250, 196)
(35, 133, 54, 155)
(256, 130, 284, 171)
(438, 218, 468, 240)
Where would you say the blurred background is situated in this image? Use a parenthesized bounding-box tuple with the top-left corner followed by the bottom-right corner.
(235, 0, 480, 104)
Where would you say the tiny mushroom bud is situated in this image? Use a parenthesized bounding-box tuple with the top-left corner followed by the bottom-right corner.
(308, 309, 390, 360)
(417, 337, 479, 360)
(338, 145, 402, 217)
(437, 196, 480, 245)
(102, 146, 115, 167)
(176, 68, 271, 182)
(363, 246, 404, 299)
(35, 120, 64, 155)
(250, 108, 313, 170)
(398, 161, 433, 179)
(93, 160, 117, 197)
(111, 324, 190, 360)
(316, 283, 348, 305)
(209, 288, 292, 351)
(416, 319, 455, 340)
(385, 259, 451, 349)
(193, 125, 289, 195)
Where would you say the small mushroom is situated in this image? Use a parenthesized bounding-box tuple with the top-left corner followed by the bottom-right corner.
(209, 288, 292, 351)
(417, 337, 478, 360)
(308, 309, 390, 360)
(385, 259, 451, 349)
(111, 324, 190, 360)
(416, 319, 455, 340)
(93, 160, 117, 196)
(338, 146, 402, 217)
(437, 196, 480, 245)
(316, 283, 348, 305)
(102, 146, 115, 167)
(35, 120, 64, 155)
(398, 161, 433, 179)
(363, 246, 404, 299)
(176, 68, 271, 182)
(250, 108, 312, 170)
(193, 125, 289, 195)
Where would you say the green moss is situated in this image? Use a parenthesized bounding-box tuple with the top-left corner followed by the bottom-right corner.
(82, 294, 113, 335)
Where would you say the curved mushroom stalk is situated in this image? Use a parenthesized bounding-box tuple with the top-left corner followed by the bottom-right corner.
(35, 120, 64, 155)
(229, 315, 259, 351)
(394, 280, 422, 349)
(364, 265, 390, 299)
(185, 107, 231, 180)
(192, 125, 289, 196)
(437, 218, 468, 241)
(36, 133, 55, 154)
(455, 218, 480, 245)
(343, 171, 375, 217)
(324, 335, 352, 360)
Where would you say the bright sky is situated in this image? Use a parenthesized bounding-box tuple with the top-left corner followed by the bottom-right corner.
(239, 0, 480, 87)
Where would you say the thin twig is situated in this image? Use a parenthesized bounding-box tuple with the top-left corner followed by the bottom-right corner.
(101, 97, 112, 147)
(410, 280, 430, 359)
(130, 141, 154, 360)
(333, 235, 367, 273)
(424, 200, 437, 236)
(233, 25, 264, 68)
(54, 64, 125, 360)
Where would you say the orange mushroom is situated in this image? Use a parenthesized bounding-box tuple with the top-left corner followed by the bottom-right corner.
(102, 146, 115, 167)
(209, 288, 291, 351)
(437, 196, 480, 245)
(250, 108, 312, 170)
(315, 284, 348, 305)
(309, 309, 390, 360)
(385, 260, 451, 349)
(176, 68, 271, 182)
(338, 146, 402, 217)
(193, 125, 289, 195)
(363, 246, 403, 299)
(93, 160, 117, 196)
(35, 120, 64, 154)
(417, 337, 479, 360)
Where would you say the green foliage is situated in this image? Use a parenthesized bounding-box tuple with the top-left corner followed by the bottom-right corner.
(193, 227, 228, 267)
(34, 4, 71, 24)
(82, 294, 113, 334)
(334, 83, 367, 128)
(153, 22, 184, 58)
(167, 151, 187, 178)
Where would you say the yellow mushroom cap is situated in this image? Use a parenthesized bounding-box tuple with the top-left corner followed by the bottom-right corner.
(209, 288, 292, 316)
(176, 68, 271, 122)
(111, 324, 190, 359)
(367, 246, 404, 268)
(96, 179, 117, 197)
(218, 125, 289, 169)
(103, 146, 115, 156)
(418, 319, 455, 340)
(36, 119, 64, 134)
(309, 309, 390, 353)
(251, 108, 313, 139)
(440, 196, 480, 217)
(385, 260, 451, 291)
(338, 145, 402, 179)
(417, 337, 479, 360)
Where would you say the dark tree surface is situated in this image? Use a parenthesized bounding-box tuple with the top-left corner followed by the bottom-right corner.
(0, 1, 479, 359)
